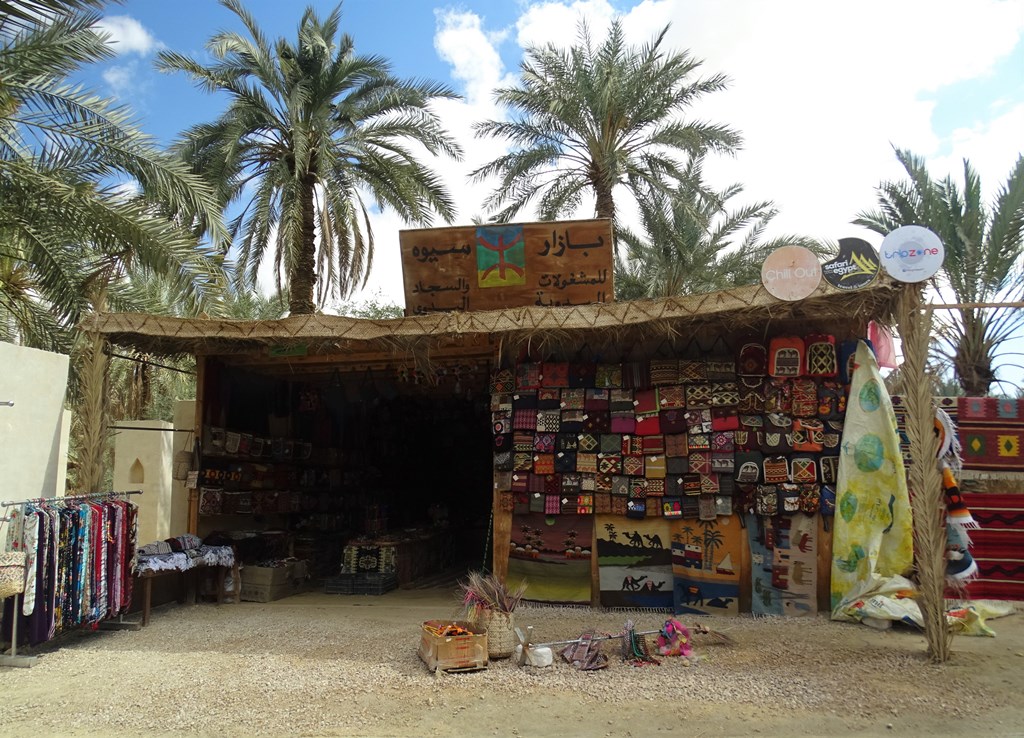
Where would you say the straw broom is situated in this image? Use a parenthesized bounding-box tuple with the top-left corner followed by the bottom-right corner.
(896, 285, 951, 663)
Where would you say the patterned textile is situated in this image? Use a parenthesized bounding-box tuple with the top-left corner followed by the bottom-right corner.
(534, 454, 555, 475)
(610, 389, 635, 412)
(645, 456, 667, 479)
(576, 453, 599, 474)
(664, 433, 688, 458)
(611, 476, 631, 496)
(541, 362, 569, 388)
(610, 413, 636, 433)
(671, 515, 744, 617)
(599, 434, 622, 454)
(792, 379, 818, 417)
(623, 455, 645, 476)
(805, 334, 837, 377)
(490, 369, 514, 394)
(658, 385, 686, 409)
(635, 413, 661, 436)
(685, 384, 713, 409)
(957, 397, 1024, 476)
(660, 409, 689, 434)
(537, 410, 561, 433)
(768, 336, 805, 377)
(537, 388, 561, 408)
(747, 514, 818, 616)
(516, 363, 541, 390)
(679, 359, 707, 384)
(577, 433, 599, 452)
(596, 363, 623, 388)
(963, 493, 1024, 600)
(560, 388, 585, 409)
(584, 388, 610, 410)
(533, 433, 556, 453)
(594, 492, 613, 514)
(650, 359, 680, 386)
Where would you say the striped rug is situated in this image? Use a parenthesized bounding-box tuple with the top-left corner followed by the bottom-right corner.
(961, 493, 1024, 601)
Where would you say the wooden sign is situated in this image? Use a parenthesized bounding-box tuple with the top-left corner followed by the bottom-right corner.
(399, 218, 614, 315)
(761, 245, 822, 301)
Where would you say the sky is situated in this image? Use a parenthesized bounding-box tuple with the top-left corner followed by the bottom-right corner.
(80, 0, 1024, 385)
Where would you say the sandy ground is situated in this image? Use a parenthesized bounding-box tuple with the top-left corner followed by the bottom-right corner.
(0, 587, 1022, 738)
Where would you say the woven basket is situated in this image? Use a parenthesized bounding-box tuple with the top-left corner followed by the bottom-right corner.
(474, 610, 516, 659)
(0, 550, 26, 600)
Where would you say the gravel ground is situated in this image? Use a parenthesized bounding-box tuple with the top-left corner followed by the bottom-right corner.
(1, 588, 1021, 737)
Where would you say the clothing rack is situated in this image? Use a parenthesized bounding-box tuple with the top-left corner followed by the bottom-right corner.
(0, 489, 142, 508)
(1, 491, 144, 668)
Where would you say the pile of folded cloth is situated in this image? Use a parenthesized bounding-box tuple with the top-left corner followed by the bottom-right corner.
(135, 534, 235, 574)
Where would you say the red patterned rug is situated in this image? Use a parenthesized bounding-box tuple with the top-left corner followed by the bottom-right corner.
(958, 398, 1024, 477)
(962, 493, 1024, 601)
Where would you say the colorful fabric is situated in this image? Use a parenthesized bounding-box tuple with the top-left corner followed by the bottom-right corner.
(957, 397, 1024, 476)
(748, 513, 818, 616)
(671, 515, 743, 616)
(596, 516, 673, 608)
(963, 493, 1024, 601)
(831, 341, 913, 620)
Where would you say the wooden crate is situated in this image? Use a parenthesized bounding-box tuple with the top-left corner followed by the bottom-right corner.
(418, 620, 488, 673)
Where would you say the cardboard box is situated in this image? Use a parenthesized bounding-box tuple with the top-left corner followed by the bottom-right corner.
(418, 620, 488, 673)
(239, 581, 296, 603)
(241, 563, 293, 587)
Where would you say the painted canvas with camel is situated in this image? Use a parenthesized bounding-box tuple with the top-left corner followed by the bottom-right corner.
(670, 515, 744, 617)
(506, 512, 593, 603)
(595, 516, 673, 609)
(747, 513, 818, 616)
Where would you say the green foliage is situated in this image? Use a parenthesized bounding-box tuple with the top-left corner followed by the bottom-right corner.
(159, 0, 462, 315)
(855, 148, 1024, 395)
(333, 290, 403, 319)
(615, 158, 822, 299)
(473, 19, 740, 226)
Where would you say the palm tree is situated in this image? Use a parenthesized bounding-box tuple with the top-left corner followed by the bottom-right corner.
(158, 0, 463, 315)
(701, 526, 724, 571)
(855, 149, 1024, 396)
(1, 0, 227, 353)
(615, 159, 821, 299)
(472, 19, 740, 226)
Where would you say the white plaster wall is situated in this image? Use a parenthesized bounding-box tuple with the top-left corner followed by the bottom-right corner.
(112, 419, 173, 546)
(170, 399, 196, 536)
(0, 343, 70, 501)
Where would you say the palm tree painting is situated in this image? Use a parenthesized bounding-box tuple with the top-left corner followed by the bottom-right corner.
(702, 526, 725, 571)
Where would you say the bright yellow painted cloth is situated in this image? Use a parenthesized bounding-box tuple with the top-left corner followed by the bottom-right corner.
(830, 341, 914, 619)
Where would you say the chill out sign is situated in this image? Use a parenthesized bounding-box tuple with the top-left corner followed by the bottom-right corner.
(879, 225, 944, 283)
(761, 245, 822, 301)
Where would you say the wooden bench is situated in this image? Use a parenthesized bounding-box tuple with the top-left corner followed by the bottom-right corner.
(136, 560, 239, 626)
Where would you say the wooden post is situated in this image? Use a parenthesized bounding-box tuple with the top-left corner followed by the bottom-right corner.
(187, 355, 206, 535)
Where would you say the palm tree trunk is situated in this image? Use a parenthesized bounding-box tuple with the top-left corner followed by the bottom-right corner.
(288, 174, 318, 315)
(593, 178, 615, 223)
(76, 288, 110, 495)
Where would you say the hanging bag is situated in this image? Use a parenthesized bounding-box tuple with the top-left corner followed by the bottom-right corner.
(768, 336, 805, 377)
(706, 335, 736, 382)
(805, 334, 838, 378)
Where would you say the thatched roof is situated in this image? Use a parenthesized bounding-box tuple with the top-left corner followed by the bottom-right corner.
(79, 277, 903, 358)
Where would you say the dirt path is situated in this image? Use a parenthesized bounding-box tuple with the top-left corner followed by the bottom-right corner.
(0, 589, 1021, 737)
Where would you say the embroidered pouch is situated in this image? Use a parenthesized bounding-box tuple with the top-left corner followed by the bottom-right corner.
(822, 420, 843, 451)
(611, 475, 631, 496)
(580, 473, 597, 492)
(594, 492, 613, 514)
(646, 478, 666, 497)
(491, 393, 513, 412)
(799, 483, 821, 514)
(715, 495, 733, 517)
(610, 412, 636, 434)
(513, 492, 529, 515)
(685, 383, 713, 409)
(543, 473, 562, 495)
(633, 389, 658, 415)
(738, 377, 766, 414)
(529, 492, 545, 512)
(792, 379, 818, 417)
(582, 411, 610, 434)
(541, 361, 569, 388)
(599, 455, 622, 475)
(762, 413, 794, 454)
(512, 390, 538, 409)
(689, 451, 711, 475)
(511, 473, 529, 493)
(635, 412, 662, 436)
(700, 473, 720, 496)
(560, 409, 585, 433)
(699, 493, 718, 521)
(682, 495, 700, 518)
(493, 412, 513, 436)
(490, 368, 514, 394)
(622, 454, 644, 476)
(679, 359, 707, 384)
(711, 407, 739, 431)
(737, 339, 768, 377)
(628, 478, 649, 498)
(682, 473, 703, 496)
(562, 473, 582, 494)
(779, 484, 802, 515)
(711, 431, 735, 454)
(576, 432, 599, 452)
(819, 455, 839, 484)
(792, 418, 824, 452)
(200, 487, 223, 515)
(599, 434, 622, 454)
(684, 408, 713, 434)
(762, 455, 790, 484)
(569, 362, 597, 388)
(768, 336, 805, 377)
(662, 497, 683, 518)
(756, 485, 778, 516)
(650, 359, 680, 386)
(576, 453, 598, 474)
(621, 361, 650, 390)
(790, 456, 818, 484)
(537, 410, 561, 433)
(718, 474, 736, 497)
(711, 382, 740, 407)
(575, 494, 594, 515)
(494, 432, 513, 453)
(764, 378, 793, 414)
(622, 435, 644, 455)
(494, 451, 514, 471)
(554, 451, 577, 474)
(545, 494, 561, 514)
(514, 453, 534, 472)
(706, 339, 736, 381)
(817, 381, 846, 420)
(584, 388, 610, 410)
(645, 455, 667, 479)
(820, 484, 837, 518)
(612, 495, 628, 515)
(556, 433, 578, 452)
(626, 499, 647, 519)
(805, 334, 837, 377)
(664, 433, 688, 458)
(596, 363, 623, 388)
(660, 408, 689, 434)
(688, 432, 711, 451)
(655, 385, 684, 410)
(560, 388, 586, 410)
(527, 473, 546, 494)
(610, 388, 635, 412)
(666, 456, 690, 475)
(533, 432, 556, 453)
(534, 454, 555, 475)
(596, 472, 613, 492)
(536, 388, 561, 409)
(641, 435, 666, 456)
(493, 471, 513, 492)
(737, 451, 763, 483)
(516, 363, 541, 390)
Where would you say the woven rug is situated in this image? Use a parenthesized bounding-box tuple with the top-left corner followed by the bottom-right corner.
(596, 516, 674, 609)
(506, 513, 593, 604)
(746, 514, 818, 616)
(670, 515, 743, 617)
(961, 493, 1024, 601)
(957, 398, 1024, 478)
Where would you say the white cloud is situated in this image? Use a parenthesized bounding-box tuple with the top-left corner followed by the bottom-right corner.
(94, 15, 163, 56)
(102, 62, 137, 96)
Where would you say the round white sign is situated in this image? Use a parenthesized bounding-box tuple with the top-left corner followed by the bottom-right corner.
(879, 225, 944, 283)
